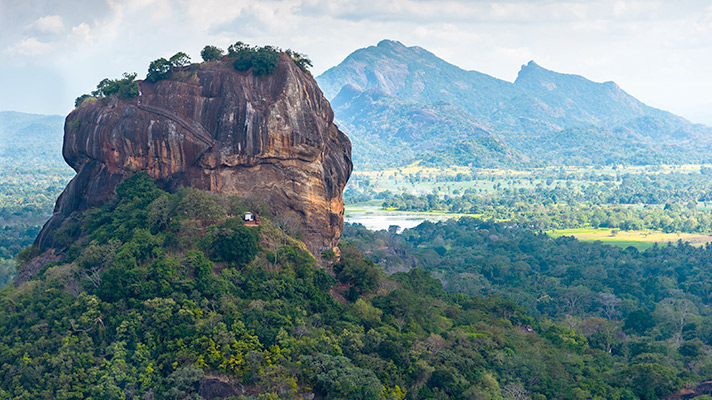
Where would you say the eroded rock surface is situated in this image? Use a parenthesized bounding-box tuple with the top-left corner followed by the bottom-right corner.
(35, 54, 352, 258)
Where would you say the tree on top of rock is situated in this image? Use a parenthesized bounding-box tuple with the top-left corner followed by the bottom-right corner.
(200, 45, 224, 62)
(146, 58, 173, 82)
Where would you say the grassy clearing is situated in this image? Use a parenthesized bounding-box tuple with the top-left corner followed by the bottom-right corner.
(548, 227, 712, 250)
(345, 205, 712, 251)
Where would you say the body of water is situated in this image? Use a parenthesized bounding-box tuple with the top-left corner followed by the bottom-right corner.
(344, 205, 466, 232)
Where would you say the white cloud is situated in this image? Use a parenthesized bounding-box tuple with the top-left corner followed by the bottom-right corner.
(71, 23, 92, 40)
(7, 37, 52, 56)
(28, 15, 65, 35)
(495, 46, 534, 62)
(0, 0, 712, 124)
(296, 0, 664, 24)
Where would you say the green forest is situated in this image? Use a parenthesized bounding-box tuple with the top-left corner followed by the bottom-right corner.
(342, 217, 712, 398)
(6, 130, 712, 397)
(346, 164, 712, 236)
(0, 112, 74, 287)
(0, 173, 694, 400)
(5, 41, 712, 399)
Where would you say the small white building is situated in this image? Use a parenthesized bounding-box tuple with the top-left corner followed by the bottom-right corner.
(244, 212, 254, 222)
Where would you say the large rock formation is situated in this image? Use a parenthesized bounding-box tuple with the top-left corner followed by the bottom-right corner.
(36, 54, 352, 257)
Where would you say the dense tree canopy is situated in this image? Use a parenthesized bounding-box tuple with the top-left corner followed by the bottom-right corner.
(343, 218, 712, 399)
(0, 174, 668, 399)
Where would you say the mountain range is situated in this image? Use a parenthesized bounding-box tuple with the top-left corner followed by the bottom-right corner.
(0, 111, 65, 166)
(317, 40, 712, 168)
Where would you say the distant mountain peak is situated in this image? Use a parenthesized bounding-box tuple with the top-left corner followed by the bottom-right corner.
(377, 39, 407, 48)
(317, 39, 712, 168)
(375, 39, 430, 54)
(515, 60, 557, 81)
(317, 40, 504, 101)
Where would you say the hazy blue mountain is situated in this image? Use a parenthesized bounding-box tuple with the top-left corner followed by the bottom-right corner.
(320, 41, 523, 167)
(0, 111, 65, 164)
(319, 39, 515, 119)
(318, 40, 712, 168)
(329, 83, 526, 167)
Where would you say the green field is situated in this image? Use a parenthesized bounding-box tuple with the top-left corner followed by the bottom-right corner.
(547, 227, 712, 251)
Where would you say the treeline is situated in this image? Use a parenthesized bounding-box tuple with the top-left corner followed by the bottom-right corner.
(348, 166, 712, 207)
(342, 218, 712, 398)
(382, 188, 712, 233)
(0, 174, 662, 399)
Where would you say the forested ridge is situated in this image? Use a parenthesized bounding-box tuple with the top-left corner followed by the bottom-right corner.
(0, 174, 683, 400)
(5, 119, 712, 398)
(343, 218, 712, 399)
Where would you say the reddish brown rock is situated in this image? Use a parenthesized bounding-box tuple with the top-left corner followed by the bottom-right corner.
(36, 54, 352, 258)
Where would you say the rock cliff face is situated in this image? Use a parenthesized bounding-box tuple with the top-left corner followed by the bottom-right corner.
(36, 54, 352, 257)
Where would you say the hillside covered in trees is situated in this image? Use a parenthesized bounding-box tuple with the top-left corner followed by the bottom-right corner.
(0, 174, 678, 400)
(4, 39, 712, 400)
(342, 218, 712, 399)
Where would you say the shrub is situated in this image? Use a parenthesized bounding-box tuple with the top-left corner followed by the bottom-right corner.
(227, 41, 250, 57)
(228, 42, 280, 76)
(301, 354, 385, 399)
(174, 188, 226, 223)
(74, 72, 138, 106)
(74, 94, 92, 107)
(92, 72, 139, 99)
(146, 58, 173, 82)
(200, 45, 224, 62)
(251, 46, 280, 76)
(286, 49, 312, 72)
(146, 52, 193, 83)
(321, 249, 336, 261)
(169, 52, 191, 68)
(625, 363, 682, 400)
(333, 245, 381, 293)
(232, 49, 255, 72)
(16, 245, 40, 265)
(204, 218, 258, 267)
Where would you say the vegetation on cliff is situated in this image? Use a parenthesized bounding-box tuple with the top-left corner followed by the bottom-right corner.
(201, 45, 225, 62)
(146, 52, 192, 83)
(76, 42, 313, 108)
(0, 174, 664, 399)
(75, 73, 139, 107)
(227, 41, 312, 75)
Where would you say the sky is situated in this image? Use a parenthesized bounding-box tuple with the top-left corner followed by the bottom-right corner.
(1, 0, 711, 125)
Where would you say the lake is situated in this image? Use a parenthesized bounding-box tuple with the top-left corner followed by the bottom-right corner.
(344, 205, 467, 232)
